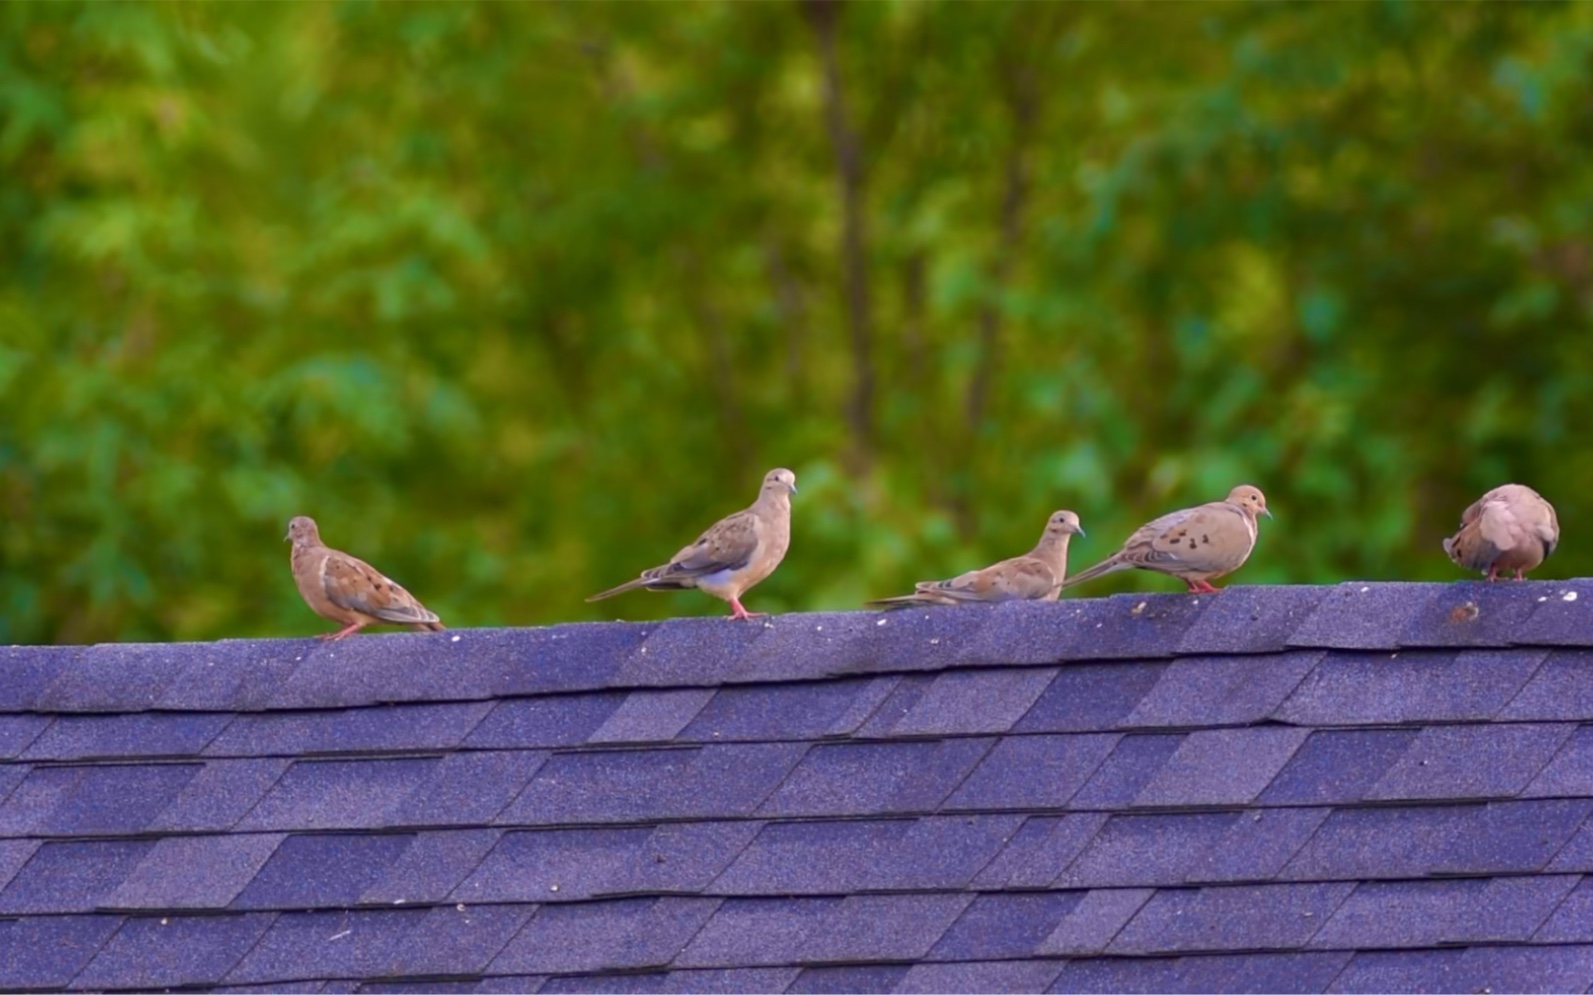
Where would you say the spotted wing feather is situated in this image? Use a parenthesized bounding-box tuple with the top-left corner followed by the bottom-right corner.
(321, 551, 441, 625)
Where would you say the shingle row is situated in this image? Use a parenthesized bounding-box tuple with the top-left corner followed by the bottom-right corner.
(9, 799, 1593, 916)
(5, 581, 1593, 715)
(10, 647, 1593, 765)
(193, 949, 1593, 995)
(5, 721, 1588, 840)
(9, 882, 1593, 991)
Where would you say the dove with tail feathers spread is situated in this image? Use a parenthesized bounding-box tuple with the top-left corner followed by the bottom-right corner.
(1443, 483, 1558, 581)
(866, 510, 1085, 609)
(1063, 485, 1270, 594)
(288, 516, 445, 641)
(588, 468, 797, 620)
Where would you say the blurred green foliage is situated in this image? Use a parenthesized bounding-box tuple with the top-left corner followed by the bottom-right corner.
(4, 1, 1593, 644)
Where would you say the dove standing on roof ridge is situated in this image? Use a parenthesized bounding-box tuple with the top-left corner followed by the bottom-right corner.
(865, 510, 1086, 609)
(287, 516, 445, 641)
(1063, 484, 1271, 594)
(1443, 482, 1559, 581)
(587, 467, 797, 621)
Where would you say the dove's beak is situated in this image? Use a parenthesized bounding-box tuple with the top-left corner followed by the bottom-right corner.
(1075, 525, 1087, 538)
(1262, 508, 1274, 520)
(789, 483, 798, 496)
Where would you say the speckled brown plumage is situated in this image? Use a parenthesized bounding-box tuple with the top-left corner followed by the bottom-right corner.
(1443, 483, 1558, 581)
(587, 468, 797, 620)
(1064, 485, 1271, 594)
(288, 516, 444, 640)
(866, 510, 1085, 608)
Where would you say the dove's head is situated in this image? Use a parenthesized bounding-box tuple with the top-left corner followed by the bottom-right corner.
(286, 516, 322, 547)
(1045, 510, 1085, 539)
(1227, 485, 1271, 520)
(762, 468, 798, 498)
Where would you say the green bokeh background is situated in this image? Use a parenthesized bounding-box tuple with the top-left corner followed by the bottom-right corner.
(4, 1, 1591, 644)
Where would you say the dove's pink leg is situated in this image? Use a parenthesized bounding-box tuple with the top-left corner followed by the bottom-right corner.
(728, 598, 764, 621)
(319, 621, 366, 641)
(1486, 566, 1501, 582)
(1514, 569, 1527, 581)
(1184, 579, 1219, 594)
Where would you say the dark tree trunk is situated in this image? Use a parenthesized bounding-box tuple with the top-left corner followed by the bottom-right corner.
(804, 0, 874, 472)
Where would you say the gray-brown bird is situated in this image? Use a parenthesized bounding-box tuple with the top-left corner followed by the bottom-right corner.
(287, 516, 445, 640)
(866, 510, 1085, 608)
(1443, 483, 1559, 581)
(588, 468, 797, 620)
(1064, 484, 1270, 594)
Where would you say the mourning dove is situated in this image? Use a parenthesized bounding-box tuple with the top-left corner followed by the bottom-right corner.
(866, 510, 1085, 609)
(1443, 483, 1559, 581)
(1063, 484, 1271, 594)
(287, 516, 445, 640)
(587, 467, 797, 620)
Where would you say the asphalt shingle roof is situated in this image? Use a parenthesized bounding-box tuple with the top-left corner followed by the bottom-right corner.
(5, 579, 1593, 992)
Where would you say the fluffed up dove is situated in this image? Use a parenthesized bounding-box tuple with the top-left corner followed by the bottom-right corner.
(866, 510, 1085, 609)
(1443, 482, 1559, 581)
(287, 516, 445, 640)
(587, 467, 797, 620)
(1063, 484, 1270, 594)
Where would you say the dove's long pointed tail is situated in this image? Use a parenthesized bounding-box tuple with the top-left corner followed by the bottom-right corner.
(864, 592, 947, 610)
(1061, 555, 1128, 590)
(587, 577, 654, 602)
